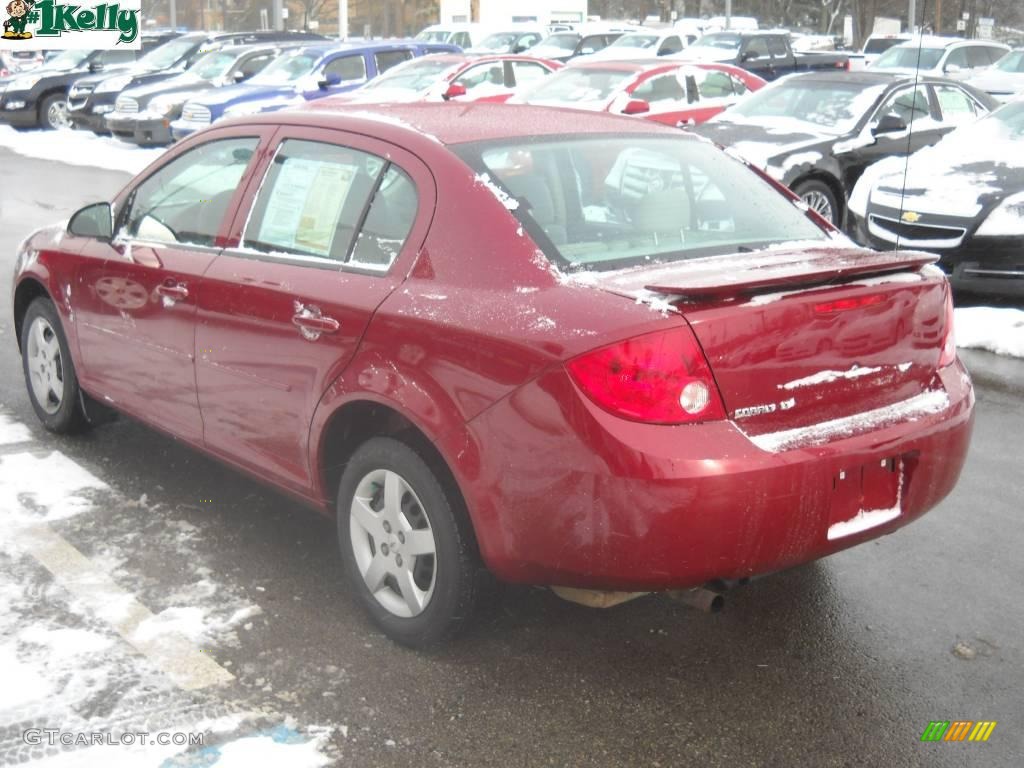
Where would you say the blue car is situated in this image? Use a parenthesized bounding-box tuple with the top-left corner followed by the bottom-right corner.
(170, 40, 459, 140)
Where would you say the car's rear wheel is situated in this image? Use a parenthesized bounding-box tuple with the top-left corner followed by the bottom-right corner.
(39, 93, 71, 130)
(793, 179, 840, 226)
(20, 298, 89, 433)
(337, 436, 483, 647)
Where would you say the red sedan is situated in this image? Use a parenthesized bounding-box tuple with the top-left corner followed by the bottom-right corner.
(321, 53, 562, 105)
(510, 59, 766, 125)
(13, 104, 973, 647)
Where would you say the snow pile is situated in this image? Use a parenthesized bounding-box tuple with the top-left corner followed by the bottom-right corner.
(0, 125, 165, 174)
(955, 306, 1024, 358)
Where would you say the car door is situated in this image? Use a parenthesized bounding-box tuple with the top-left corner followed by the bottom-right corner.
(195, 128, 434, 494)
(624, 69, 691, 126)
(73, 130, 270, 443)
(739, 37, 774, 79)
(314, 52, 367, 95)
(680, 68, 749, 124)
(931, 83, 987, 129)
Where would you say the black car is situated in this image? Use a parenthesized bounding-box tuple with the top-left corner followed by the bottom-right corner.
(525, 30, 630, 63)
(104, 43, 288, 146)
(849, 99, 1024, 297)
(682, 31, 849, 81)
(0, 32, 181, 130)
(689, 71, 998, 226)
(68, 30, 324, 134)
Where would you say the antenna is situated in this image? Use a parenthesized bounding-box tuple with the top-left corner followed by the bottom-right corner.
(893, 0, 929, 250)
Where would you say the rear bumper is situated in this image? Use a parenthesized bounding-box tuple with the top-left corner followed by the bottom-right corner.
(105, 113, 174, 145)
(464, 361, 974, 590)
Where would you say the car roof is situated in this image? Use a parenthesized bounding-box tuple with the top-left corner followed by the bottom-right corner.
(290, 102, 678, 146)
(780, 70, 925, 85)
(892, 36, 997, 49)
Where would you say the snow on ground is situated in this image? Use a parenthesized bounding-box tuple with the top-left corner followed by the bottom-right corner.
(955, 306, 1024, 358)
(0, 409, 334, 766)
(0, 125, 165, 175)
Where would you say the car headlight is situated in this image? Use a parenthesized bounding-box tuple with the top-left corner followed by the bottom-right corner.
(95, 75, 134, 94)
(975, 191, 1024, 237)
(224, 102, 266, 117)
(149, 95, 186, 117)
(8, 74, 42, 91)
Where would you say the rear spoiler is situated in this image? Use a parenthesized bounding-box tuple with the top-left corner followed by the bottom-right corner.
(633, 247, 938, 300)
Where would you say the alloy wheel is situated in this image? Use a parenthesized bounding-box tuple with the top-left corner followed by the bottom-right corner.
(349, 469, 438, 618)
(47, 100, 71, 130)
(801, 189, 834, 223)
(26, 316, 64, 415)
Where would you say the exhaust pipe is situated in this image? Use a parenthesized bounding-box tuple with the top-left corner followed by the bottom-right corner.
(669, 587, 724, 613)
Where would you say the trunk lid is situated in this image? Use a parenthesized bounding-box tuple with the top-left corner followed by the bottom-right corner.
(587, 246, 949, 440)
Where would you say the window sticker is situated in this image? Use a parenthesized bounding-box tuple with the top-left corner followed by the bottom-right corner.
(257, 157, 356, 256)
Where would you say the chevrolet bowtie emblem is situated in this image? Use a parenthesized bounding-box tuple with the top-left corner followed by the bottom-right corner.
(901, 211, 921, 223)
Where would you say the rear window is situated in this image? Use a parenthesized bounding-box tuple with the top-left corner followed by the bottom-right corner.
(455, 136, 827, 272)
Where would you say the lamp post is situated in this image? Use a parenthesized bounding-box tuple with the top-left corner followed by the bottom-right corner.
(338, 0, 347, 38)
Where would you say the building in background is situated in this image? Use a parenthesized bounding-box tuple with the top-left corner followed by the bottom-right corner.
(439, 0, 587, 25)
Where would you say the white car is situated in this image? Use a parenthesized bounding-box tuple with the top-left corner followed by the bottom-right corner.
(415, 23, 492, 50)
(967, 48, 1024, 101)
(847, 34, 914, 71)
(582, 29, 688, 61)
(466, 27, 547, 55)
(870, 36, 1009, 79)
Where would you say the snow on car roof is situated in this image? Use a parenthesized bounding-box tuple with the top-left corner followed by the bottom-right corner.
(296, 101, 680, 145)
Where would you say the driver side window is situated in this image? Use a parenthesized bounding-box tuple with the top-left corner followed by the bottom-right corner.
(123, 137, 258, 247)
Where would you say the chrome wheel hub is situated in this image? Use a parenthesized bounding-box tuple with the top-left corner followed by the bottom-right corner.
(26, 316, 64, 414)
(48, 100, 70, 130)
(349, 469, 437, 618)
(801, 190, 834, 223)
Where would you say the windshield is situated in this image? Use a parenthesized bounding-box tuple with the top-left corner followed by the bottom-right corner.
(457, 137, 827, 271)
(415, 30, 450, 43)
(995, 50, 1024, 73)
(719, 80, 887, 135)
(872, 46, 945, 70)
(44, 49, 91, 71)
(249, 52, 318, 84)
(138, 38, 198, 70)
(362, 57, 459, 92)
(188, 51, 239, 80)
(608, 34, 658, 50)
(537, 34, 579, 51)
(520, 67, 634, 107)
(693, 33, 741, 50)
(475, 32, 518, 51)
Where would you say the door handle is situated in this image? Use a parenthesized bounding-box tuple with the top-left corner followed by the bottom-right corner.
(292, 303, 339, 341)
(156, 282, 188, 301)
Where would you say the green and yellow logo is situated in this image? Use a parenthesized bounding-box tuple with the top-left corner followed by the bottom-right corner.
(3, 0, 139, 44)
(920, 721, 997, 742)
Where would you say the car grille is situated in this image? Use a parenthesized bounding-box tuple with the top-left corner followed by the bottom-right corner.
(867, 214, 967, 248)
(114, 95, 138, 114)
(181, 103, 211, 124)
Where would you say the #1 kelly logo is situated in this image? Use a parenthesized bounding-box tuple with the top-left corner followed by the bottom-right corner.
(2, 0, 140, 49)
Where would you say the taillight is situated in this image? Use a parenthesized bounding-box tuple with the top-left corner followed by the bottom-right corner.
(938, 289, 956, 368)
(566, 327, 726, 425)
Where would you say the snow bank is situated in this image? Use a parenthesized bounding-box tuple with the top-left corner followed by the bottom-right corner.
(0, 125, 165, 175)
(955, 306, 1024, 358)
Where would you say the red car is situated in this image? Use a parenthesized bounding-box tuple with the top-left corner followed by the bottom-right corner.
(13, 104, 973, 647)
(510, 59, 766, 125)
(320, 53, 562, 105)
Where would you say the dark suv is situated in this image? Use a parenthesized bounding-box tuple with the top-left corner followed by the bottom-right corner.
(0, 32, 181, 130)
(67, 30, 324, 134)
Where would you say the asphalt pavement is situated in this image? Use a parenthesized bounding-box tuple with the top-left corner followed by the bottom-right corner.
(1, 146, 1021, 767)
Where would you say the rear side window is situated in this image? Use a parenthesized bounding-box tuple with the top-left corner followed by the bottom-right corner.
(965, 47, 992, 68)
(243, 139, 416, 270)
(375, 49, 413, 73)
(934, 85, 979, 125)
(238, 53, 273, 78)
(124, 137, 258, 247)
(349, 166, 418, 270)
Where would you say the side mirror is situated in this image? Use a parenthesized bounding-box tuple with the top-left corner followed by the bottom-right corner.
(443, 82, 467, 100)
(622, 98, 650, 116)
(68, 202, 113, 240)
(317, 72, 342, 89)
(741, 51, 760, 62)
(944, 63, 962, 74)
(232, 70, 247, 82)
(88, 61, 104, 72)
(872, 113, 907, 135)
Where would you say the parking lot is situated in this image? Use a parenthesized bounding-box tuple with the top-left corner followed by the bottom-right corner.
(1, 142, 1023, 766)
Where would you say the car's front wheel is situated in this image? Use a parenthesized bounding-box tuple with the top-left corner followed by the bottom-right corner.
(20, 298, 89, 433)
(39, 93, 70, 130)
(337, 437, 484, 647)
(793, 178, 840, 227)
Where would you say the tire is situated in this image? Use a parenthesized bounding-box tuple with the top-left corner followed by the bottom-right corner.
(793, 178, 841, 227)
(39, 93, 70, 131)
(20, 298, 89, 434)
(337, 436, 484, 648)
